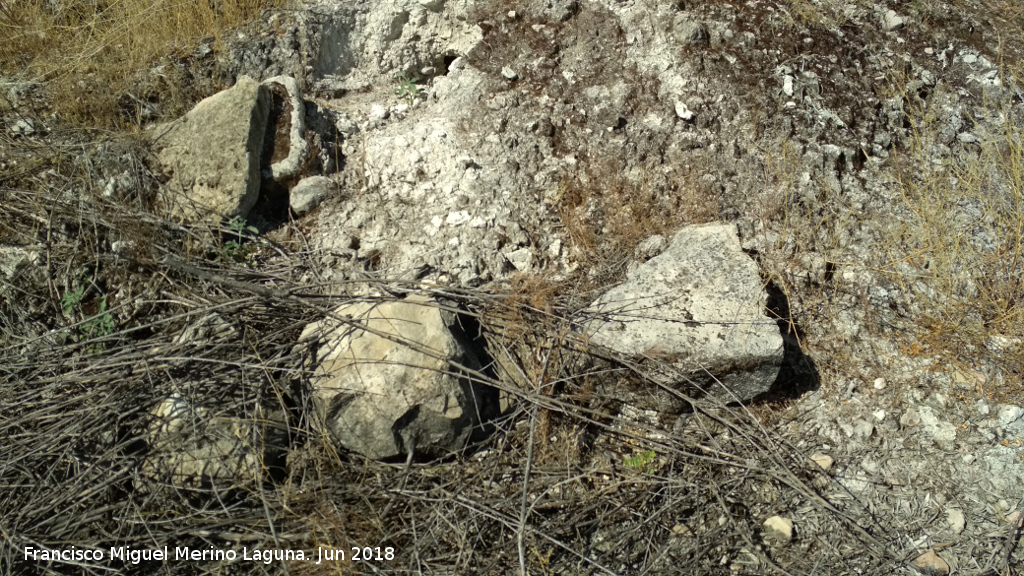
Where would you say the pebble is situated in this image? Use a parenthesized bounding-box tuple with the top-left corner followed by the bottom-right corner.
(881, 10, 905, 31)
(946, 509, 966, 534)
(446, 210, 471, 226)
(912, 549, 949, 575)
(674, 101, 695, 121)
(762, 516, 794, 542)
(873, 377, 886, 390)
(810, 453, 833, 472)
(956, 132, 979, 144)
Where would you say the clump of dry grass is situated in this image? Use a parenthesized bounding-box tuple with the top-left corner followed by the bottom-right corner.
(881, 65, 1024, 400)
(0, 0, 284, 127)
(557, 161, 716, 285)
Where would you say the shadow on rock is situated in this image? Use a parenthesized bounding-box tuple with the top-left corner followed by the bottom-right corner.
(755, 280, 820, 403)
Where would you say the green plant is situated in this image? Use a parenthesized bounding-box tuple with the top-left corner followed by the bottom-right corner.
(217, 216, 259, 264)
(60, 274, 90, 319)
(624, 449, 657, 474)
(394, 73, 422, 106)
(59, 274, 117, 353)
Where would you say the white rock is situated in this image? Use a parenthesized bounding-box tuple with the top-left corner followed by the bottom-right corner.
(946, 509, 966, 534)
(810, 453, 833, 472)
(881, 10, 905, 31)
(506, 247, 533, 271)
(997, 405, 1024, 431)
(873, 377, 886, 389)
(300, 296, 492, 460)
(501, 66, 519, 80)
(149, 76, 269, 223)
(262, 76, 309, 182)
(143, 394, 285, 493)
(763, 516, 794, 542)
(586, 224, 783, 407)
(917, 405, 957, 446)
(11, 118, 35, 135)
(674, 101, 695, 121)
(369, 103, 389, 121)
(290, 176, 337, 216)
(446, 210, 471, 226)
(782, 75, 795, 96)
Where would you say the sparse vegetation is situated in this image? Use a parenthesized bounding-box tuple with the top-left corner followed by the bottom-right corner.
(0, 0, 285, 127)
(393, 73, 422, 107)
(217, 215, 260, 264)
(882, 64, 1024, 400)
(3, 0, 1024, 574)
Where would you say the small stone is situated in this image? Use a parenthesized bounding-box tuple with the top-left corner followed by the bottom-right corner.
(900, 408, 921, 428)
(674, 101, 695, 121)
(11, 118, 35, 136)
(997, 405, 1024, 430)
(290, 176, 337, 216)
(671, 523, 694, 537)
(853, 419, 875, 439)
(946, 509, 966, 534)
(501, 66, 519, 80)
(810, 453, 833, 472)
(912, 549, 949, 576)
(962, 54, 978, 64)
(873, 377, 886, 390)
(882, 10, 905, 31)
(369, 103, 389, 121)
(1007, 510, 1022, 527)
(956, 132, 979, 144)
(782, 75, 795, 96)
(506, 247, 533, 272)
(111, 240, 136, 259)
(763, 516, 794, 542)
(446, 211, 471, 226)
(873, 410, 887, 421)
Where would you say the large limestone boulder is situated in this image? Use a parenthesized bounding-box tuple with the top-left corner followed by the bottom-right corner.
(586, 223, 783, 409)
(301, 296, 492, 460)
(150, 76, 270, 224)
(142, 395, 287, 493)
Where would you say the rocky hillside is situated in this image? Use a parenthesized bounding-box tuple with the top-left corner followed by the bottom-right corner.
(2, 0, 1023, 574)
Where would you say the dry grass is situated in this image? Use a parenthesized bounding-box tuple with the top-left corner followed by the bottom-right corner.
(0, 0, 285, 127)
(557, 161, 716, 285)
(881, 63, 1024, 400)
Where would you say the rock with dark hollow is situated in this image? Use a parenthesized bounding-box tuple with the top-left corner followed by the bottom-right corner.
(301, 296, 493, 460)
(150, 76, 270, 224)
(585, 223, 783, 410)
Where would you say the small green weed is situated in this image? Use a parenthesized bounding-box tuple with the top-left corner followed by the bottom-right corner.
(60, 276, 89, 319)
(394, 74, 422, 107)
(217, 216, 259, 264)
(624, 449, 657, 474)
(59, 274, 117, 353)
